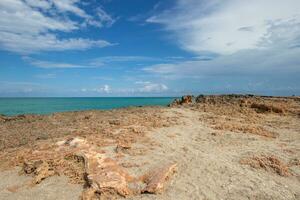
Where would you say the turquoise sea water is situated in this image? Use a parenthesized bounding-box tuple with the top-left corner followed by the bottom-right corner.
(0, 97, 176, 116)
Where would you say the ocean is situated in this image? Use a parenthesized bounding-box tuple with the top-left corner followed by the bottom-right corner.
(0, 97, 176, 116)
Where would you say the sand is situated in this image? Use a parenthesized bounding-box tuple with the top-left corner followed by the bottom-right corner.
(0, 95, 299, 199)
(0, 168, 82, 200)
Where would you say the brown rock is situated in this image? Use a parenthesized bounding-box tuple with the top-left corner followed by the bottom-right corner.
(169, 95, 194, 107)
(115, 141, 131, 153)
(142, 163, 177, 194)
(18, 137, 177, 199)
(181, 95, 194, 104)
(22, 160, 56, 184)
(250, 102, 284, 114)
(58, 138, 133, 199)
(168, 99, 180, 107)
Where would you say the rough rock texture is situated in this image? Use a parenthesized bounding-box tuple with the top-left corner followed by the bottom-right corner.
(194, 94, 299, 115)
(23, 137, 176, 200)
(0, 107, 172, 151)
(1, 95, 300, 200)
(142, 163, 177, 194)
(57, 138, 133, 199)
(169, 95, 194, 107)
(190, 94, 300, 138)
(250, 103, 284, 114)
(22, 160, 56, 184)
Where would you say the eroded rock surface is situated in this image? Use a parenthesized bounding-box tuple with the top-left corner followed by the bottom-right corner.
(31, 137, 177, 199)
(142, 163, 177, 194)
(169, 95, 194, 106)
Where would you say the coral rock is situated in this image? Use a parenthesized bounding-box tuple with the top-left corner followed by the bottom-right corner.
(58, 137, 133, 199)
(142, 163, 177, 194)
(169, 95, 194, 107)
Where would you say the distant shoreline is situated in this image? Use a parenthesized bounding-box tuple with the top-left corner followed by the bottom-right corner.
(0, 97, 176, 116)
(0, 94, 299, 116)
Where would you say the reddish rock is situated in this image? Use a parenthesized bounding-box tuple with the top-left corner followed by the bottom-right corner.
(169, 95, 194, 107)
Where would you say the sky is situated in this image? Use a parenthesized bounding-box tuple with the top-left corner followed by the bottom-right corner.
(0, 0, 300, 97)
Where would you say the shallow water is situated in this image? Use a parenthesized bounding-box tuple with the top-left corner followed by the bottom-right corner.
(0, 97, 176, 116)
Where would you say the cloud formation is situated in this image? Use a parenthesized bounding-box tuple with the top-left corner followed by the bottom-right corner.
(0, 81, 47, 95)
(24, 56, 162, 69)
(81, 85, 111, 93)
(144, 0, 300, 94)
(135, 81, 168, 93)
(147, 0, 300, 55)
(0, 0, 114, 53)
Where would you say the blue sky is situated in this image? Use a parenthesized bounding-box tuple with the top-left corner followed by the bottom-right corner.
(0, 0, 300, 97)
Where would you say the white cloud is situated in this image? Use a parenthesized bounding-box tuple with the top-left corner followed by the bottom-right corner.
(0, 0, 114, 53)
(135, 81, 151, 85)
(135, 81, 168, 93)
(0, 81, 46, 94)
(101, 84, 111, 93)
(82, 85, 112, 93)
(24, 55, 161, 69)
(90, 56, 161, 65)
(143, 0, 300, 94)
(144, 47, 300, 77)
(35, 73, 56, 79)
(147, 0, 300, 55)
(1, 33, 113, 53)
(24, 57, 102, 69)
(79, 82, 169, 95)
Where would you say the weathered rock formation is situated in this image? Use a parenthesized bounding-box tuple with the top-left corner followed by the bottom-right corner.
(142, 163, 177, 194)
(169, 95, 194, 107)
(21, 137, 177, 199)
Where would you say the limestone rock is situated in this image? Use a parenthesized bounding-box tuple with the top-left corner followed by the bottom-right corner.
(169, 95, 194, 107)
(20, 137, 177, 199)
(142, 163, 177, 194)
(57, 137, 133, 199)
(22, 160, 56, 184)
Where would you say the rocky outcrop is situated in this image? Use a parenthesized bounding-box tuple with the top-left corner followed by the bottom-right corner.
(169, 95, 194, 107)
(57, 137, 133, 199)
(250, 103, 284, 114)
(22, 160, 56, 184)
(21, 137, 177, 199)
(142, 163, 177, 194)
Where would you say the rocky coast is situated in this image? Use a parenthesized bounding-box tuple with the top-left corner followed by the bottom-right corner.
(0, 95, 299, 200)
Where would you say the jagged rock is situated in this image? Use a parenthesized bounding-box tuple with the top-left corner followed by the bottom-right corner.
(142, 163, 177, 194)
(181, 95, 194, 104)
(108, 119, 121, 125)
(20, 137, 177, 199)
(57, 137, 133, 199)
(22, 160, 56, 184)
(0, 115, 5, 122)
(195, 94, 205, 103)
(169, 95, 194, 107)
(115, 141, 131, 153)
(33, 161, 56, 184)
(23, 160, 41, 174)
(168, 99, 181, 107)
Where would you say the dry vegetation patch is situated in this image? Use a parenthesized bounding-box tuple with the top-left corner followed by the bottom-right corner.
(177, 95, 300, 138)
(240, 155, 291, 177)
(0, 107, 175, 151)
(0, 107, 180, 199)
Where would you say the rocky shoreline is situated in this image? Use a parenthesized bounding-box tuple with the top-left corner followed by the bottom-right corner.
(0, 95, 300, 200)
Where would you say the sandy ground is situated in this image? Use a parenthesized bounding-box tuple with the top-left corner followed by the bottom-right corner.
(0, 168, 82, 200)
(127, 108, 300, 200)
(0, 96, 299, 200)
